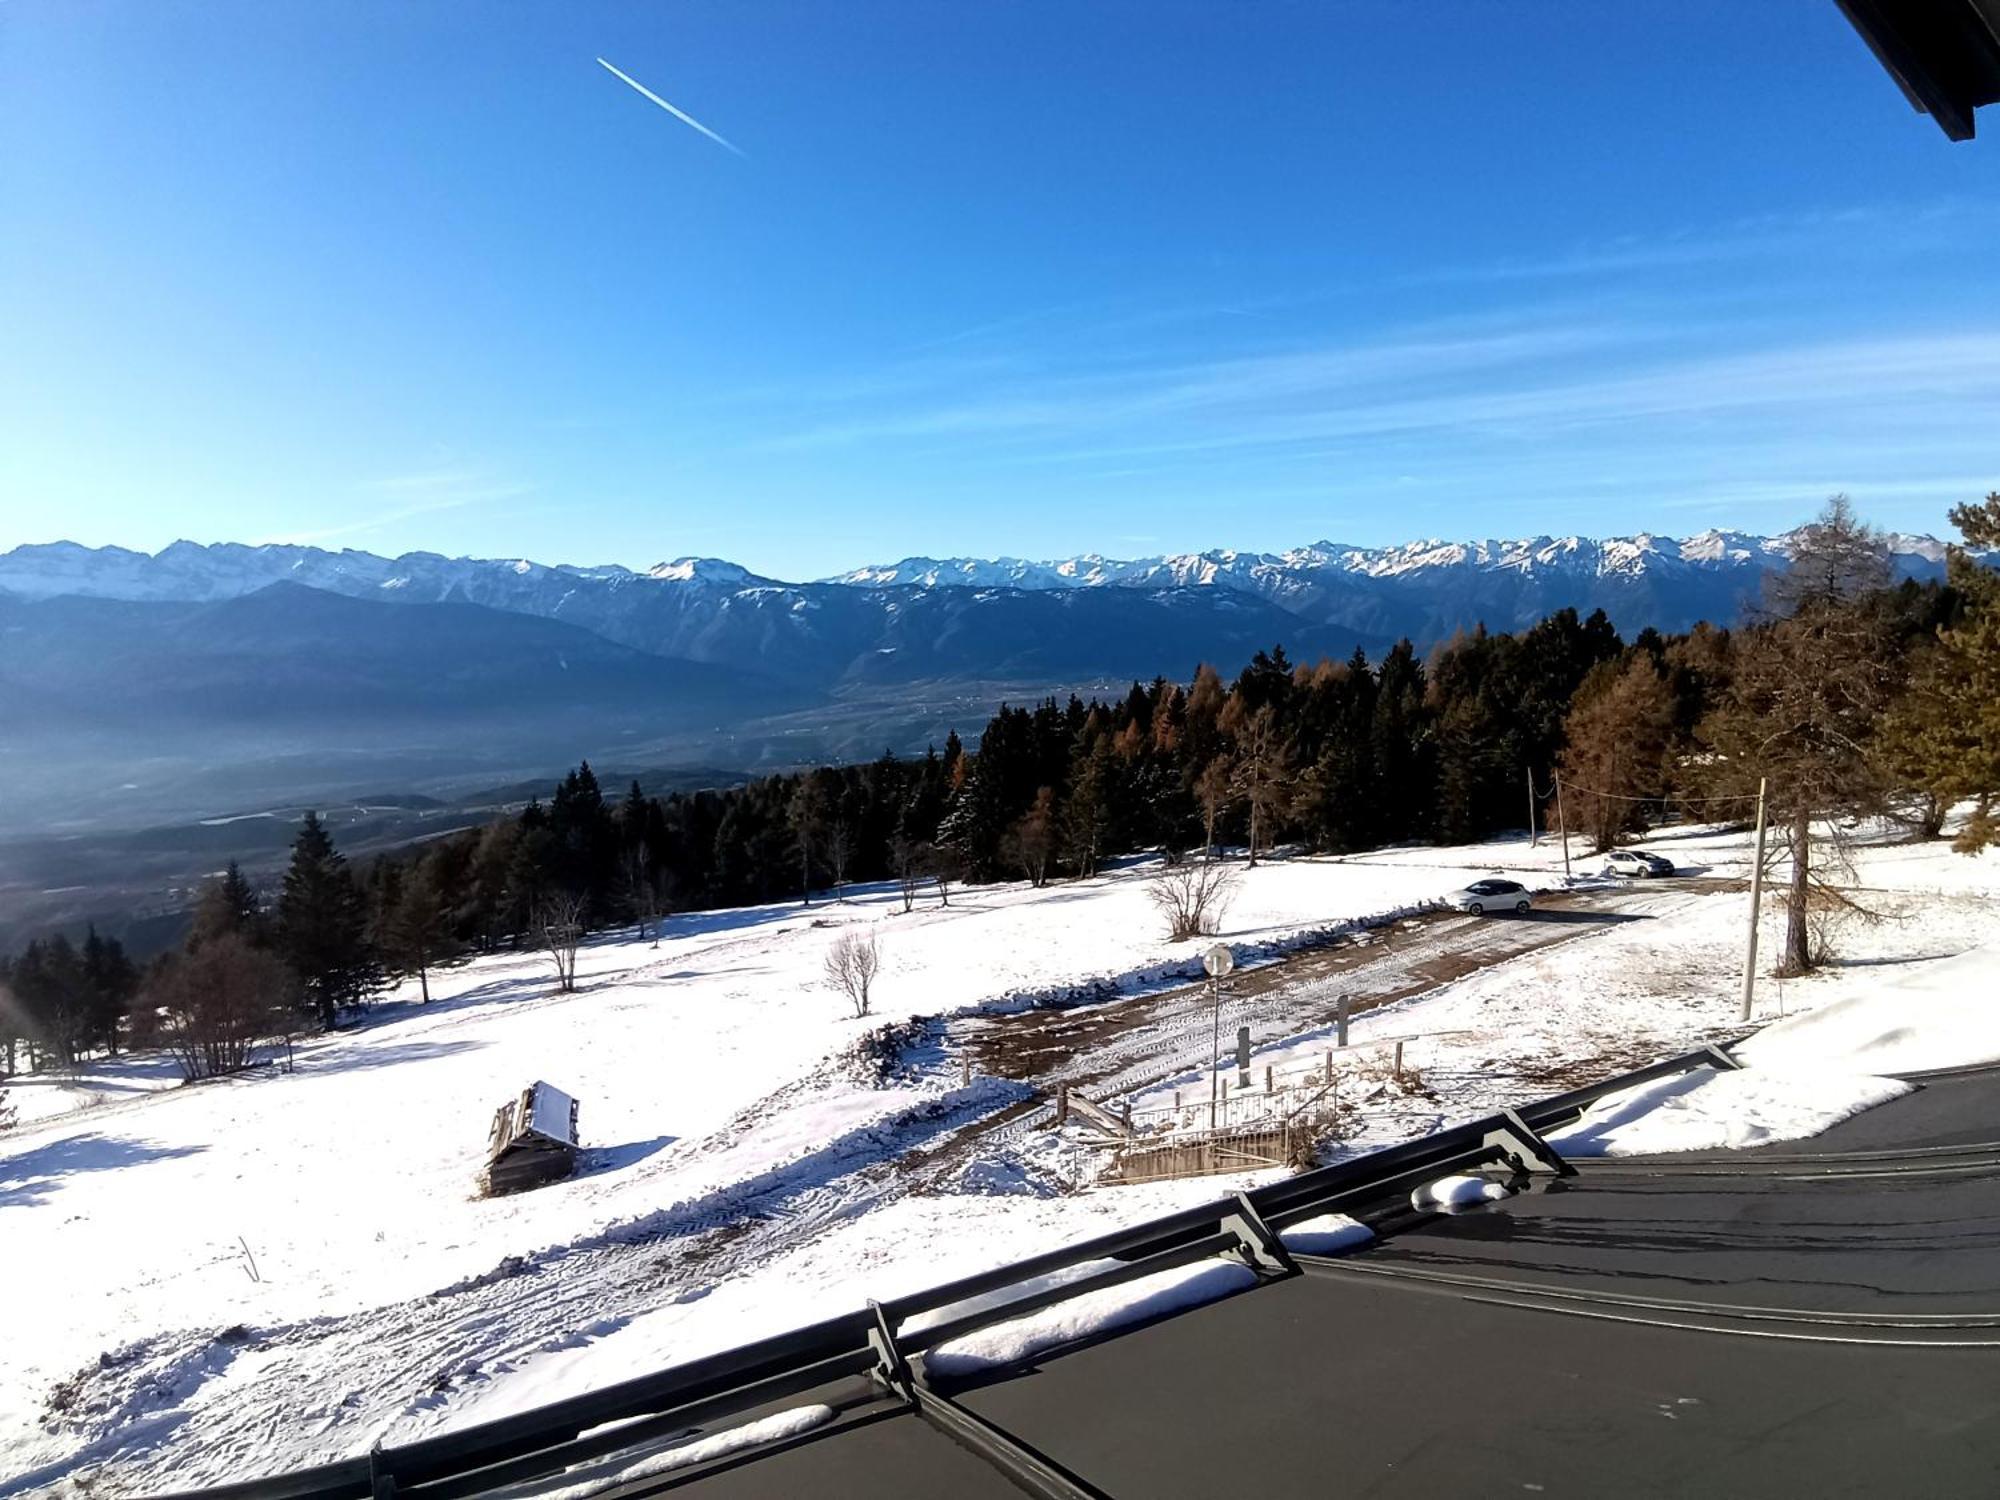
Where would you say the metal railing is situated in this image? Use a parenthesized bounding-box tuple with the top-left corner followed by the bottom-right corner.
(141, 1044, 1738, 1500)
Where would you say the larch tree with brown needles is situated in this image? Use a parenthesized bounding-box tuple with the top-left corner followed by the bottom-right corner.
(1698, 497, 1895, 975)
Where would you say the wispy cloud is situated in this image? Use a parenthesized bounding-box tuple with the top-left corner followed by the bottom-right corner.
(597, 58, 745, 158)
(1411, 199, 1993, 286)
(757, 315, 2000, 468)
(260, 471, 532, 546)
(768, 318, 1641, 450)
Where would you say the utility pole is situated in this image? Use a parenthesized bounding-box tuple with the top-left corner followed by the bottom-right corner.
(1553, 773, 1572, 881)
(1741, 777, 1769, 1022)
(1527, 767, 1539, 846)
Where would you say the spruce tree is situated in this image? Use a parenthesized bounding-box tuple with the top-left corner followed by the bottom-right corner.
(277, 811, 377, 1026)
(81, 927, 137, 1057)
(1882, 494, 2000, 851)
(787, 774, 829, 903)
(390, 855, 456, 1003)
(191, 862, 263, 950)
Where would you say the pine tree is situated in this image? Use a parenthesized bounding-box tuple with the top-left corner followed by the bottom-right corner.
(1222, 701, 1294, 867)
(1557, 655, 1677, 850)
(13, 935, 90, 1068)
(392, 855, 457, 1003)
(550, 762, 617, 908)
(1700, 498, 1895, 973)
(1880, 494, 2000, 851)
(1005, 786, 1057, 885)
(1060, 738, 1112, 878)
(80, 927, 137, 1057)
(787, 773, 829, 904)
(468, 817, 523, 950)
(277, 811, 378, 1026)
(190, 861, 263, 950)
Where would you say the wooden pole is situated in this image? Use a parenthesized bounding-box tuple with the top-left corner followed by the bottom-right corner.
(1554, 773, 1572, 881)
(1527, 766, 1538, 846)
(1741, 777, 1769, 1022)
(1393, 1040, 1405, 1081)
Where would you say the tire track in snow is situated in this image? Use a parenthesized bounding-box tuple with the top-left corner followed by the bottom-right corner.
(13, 1077, 1025, 1497)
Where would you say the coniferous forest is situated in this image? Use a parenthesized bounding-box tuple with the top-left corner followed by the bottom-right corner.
(4, 496, 1998, 1083)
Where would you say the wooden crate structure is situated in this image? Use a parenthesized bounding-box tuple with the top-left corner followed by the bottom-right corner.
(1102, 1120, 1308, 1185)
(484, 1081, 581, 1195)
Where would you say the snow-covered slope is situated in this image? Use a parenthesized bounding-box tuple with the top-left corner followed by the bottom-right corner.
(6, 822, 1999, 1493)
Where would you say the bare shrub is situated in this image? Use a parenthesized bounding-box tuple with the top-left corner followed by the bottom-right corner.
(1350, 1048, 1433, 1099)
(891, 837, 925, 913)
(155, 934, 292, 1080)
(1145, 856, 1238, 941)
(534, 894, 586, 993)
(822, 929, 883, 1019)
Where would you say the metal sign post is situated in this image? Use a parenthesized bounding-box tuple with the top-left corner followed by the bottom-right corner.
(1203, 944, 1235, 1131)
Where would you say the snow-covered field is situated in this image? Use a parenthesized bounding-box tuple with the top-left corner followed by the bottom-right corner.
(5, 822, 1998, 1493)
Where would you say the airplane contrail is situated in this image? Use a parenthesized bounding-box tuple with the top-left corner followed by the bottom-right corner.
(596, 57, 745, 157)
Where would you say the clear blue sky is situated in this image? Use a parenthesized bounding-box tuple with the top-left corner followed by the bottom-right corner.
(3, 1, 1997, 579)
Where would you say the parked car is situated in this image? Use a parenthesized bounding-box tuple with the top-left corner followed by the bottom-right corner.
(1449, 878, 1532, 916)
(1602, 849, 1675, 878)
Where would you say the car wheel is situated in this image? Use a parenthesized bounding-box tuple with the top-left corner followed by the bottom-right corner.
(1468, 902, 1484, 916)
(1514, 899, 1530, 914)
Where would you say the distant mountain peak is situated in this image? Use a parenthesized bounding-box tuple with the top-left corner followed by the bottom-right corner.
(647, 556, 771, 586)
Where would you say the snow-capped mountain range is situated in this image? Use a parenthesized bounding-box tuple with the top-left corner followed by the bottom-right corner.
(0, 528, 1960, 677)
(826, 529, 1951, 595)
(0, 527, 1956, 605)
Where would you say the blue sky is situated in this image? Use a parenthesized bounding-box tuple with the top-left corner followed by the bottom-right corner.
(2, 1, 1997, 579)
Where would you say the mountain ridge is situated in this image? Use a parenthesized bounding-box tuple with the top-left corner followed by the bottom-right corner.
(1, 525, 1958, 606)
(1, 528, 1966, 673)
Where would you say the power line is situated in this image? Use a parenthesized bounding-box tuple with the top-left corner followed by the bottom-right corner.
(1553, 778, 1764, 807)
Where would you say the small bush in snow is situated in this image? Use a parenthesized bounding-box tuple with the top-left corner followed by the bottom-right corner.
(823, 929, 882, 1018)
(154, 934, 293, 1081)
(533, 894, 586, 994)
(1145, 856, 1238, 942)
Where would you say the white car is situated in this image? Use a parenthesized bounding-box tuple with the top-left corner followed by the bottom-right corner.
(1602, 849, 1675, 878)
(1448, 878, 1532, 916)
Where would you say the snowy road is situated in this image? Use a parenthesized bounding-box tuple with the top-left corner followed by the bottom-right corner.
(963, 876, 1711, 1105)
